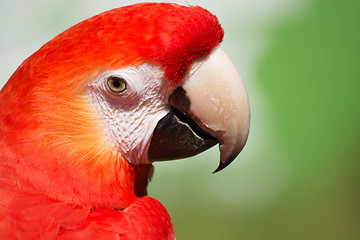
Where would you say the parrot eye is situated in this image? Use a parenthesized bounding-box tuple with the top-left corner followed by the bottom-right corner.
(107, 76, 127, 93)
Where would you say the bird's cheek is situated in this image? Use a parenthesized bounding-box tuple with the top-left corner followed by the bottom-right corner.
(121, 107, 170, 164)
(87, 64, 173, 165)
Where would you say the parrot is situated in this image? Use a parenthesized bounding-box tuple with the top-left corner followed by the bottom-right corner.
(0, 3, 250, 240)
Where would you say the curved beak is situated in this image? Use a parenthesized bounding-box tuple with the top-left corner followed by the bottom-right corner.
(149, 46, 250, 172)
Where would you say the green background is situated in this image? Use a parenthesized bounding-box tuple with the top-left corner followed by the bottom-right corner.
(1, 0, 359, 239)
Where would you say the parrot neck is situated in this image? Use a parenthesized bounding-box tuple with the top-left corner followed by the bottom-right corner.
(11, 152, 154, 208)
(0, 122, 153, 209)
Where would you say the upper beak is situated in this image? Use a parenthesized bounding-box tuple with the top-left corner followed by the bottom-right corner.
(148, 46, 250, 172)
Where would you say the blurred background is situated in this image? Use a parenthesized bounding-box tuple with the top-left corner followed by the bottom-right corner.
(1, 0, 359, 239)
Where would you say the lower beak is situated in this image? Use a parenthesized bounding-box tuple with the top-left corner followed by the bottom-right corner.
(148, 46, 250, 172)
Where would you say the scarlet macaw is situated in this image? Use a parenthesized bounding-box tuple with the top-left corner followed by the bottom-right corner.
(0, 3, 250, 239)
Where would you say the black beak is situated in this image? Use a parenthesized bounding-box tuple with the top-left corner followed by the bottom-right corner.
(148, 87, 217, 161)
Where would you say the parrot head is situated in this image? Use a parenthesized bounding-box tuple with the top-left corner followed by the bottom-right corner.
(0, 3, 249, 208)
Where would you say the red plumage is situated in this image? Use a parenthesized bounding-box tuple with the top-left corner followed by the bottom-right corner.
(0, 3, 224, 239)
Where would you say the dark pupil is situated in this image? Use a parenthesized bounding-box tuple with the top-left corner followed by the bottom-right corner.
(111, 78, 121, 88)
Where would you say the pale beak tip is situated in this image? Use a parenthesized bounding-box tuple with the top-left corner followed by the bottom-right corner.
(213, 129, 249, 174)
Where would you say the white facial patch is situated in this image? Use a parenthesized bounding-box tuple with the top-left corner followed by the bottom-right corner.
(88, 64, 173, 164)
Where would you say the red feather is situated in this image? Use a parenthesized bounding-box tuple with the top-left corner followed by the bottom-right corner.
(0, 3, 223, 239)
(57, 197, 175, 240)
